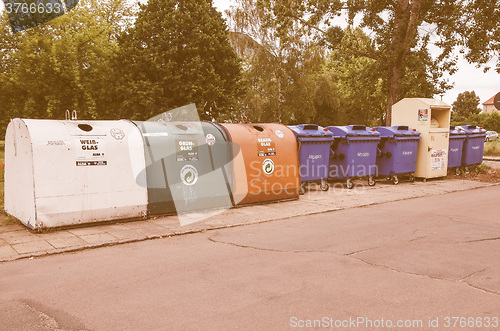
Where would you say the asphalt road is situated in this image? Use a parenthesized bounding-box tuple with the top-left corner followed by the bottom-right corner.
(1, 186, 499, 330)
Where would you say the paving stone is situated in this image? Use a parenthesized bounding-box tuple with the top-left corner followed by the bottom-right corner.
(11, 240, 55, 255)
(45, 235, 88, 249)
(0, 231, 37, 245)
(125, 221, 175, 237)
(0, 244, 19, 259)
(37, 231, 78, 240)
(104, 228, 148, 241)
(68, 227, 110, 237)
(78, 232, 118, 245)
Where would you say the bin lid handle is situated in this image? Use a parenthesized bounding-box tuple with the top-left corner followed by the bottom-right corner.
(303, 124, 318, 130)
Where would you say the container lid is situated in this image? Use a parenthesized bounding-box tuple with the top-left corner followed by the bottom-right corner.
(449, 125, 467, 137)
(458, 125, 487, 135)
(288, 124, 334, 138)
(326, 125, 380, 138)
(374, 126, 421, 138)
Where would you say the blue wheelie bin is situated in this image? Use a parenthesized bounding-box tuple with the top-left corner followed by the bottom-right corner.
(460, 125, 487, 173)
(288, 124, 335, 194)
(448, 126, 466, 175)
(326, 125, 380, 189)
(374, 126, 421, 184)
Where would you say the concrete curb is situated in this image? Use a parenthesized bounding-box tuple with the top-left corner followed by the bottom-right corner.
(483, 156, 500, 161)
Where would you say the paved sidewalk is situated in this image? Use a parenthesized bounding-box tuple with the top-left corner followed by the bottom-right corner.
(0, 179, 496, 262)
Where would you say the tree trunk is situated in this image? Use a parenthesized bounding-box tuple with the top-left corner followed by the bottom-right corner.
(385, 0, 422, 126)
(386, 63, 404, 125)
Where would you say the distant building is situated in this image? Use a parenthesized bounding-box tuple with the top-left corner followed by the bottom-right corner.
(483, 93, 499, 114)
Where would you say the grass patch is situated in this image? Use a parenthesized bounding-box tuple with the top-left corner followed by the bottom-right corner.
(484, 140, 500, 157)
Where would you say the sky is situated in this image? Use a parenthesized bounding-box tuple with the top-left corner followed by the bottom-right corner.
(213, 0, 500, 108)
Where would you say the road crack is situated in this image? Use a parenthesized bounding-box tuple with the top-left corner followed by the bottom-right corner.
(463, 237, 500, 243)
(208, 236, 499, 296)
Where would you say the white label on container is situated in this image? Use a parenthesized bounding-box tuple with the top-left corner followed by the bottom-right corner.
(418, 109, 429, 124)
(275, 130, 284, 138)
(206, 133, 216, 146)
(75, 137, 106, 165)
(110, 128, 125, 140)
(262, 158, 275, 175)
(257, 137, 276, 156)
(180, 165, 199, 186)
(46, 140, 69, 146)
(430, 149, 447, 171)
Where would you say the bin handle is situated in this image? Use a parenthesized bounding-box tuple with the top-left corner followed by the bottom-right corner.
(66, 110, 78, 120)
(330, 147, 335, 158)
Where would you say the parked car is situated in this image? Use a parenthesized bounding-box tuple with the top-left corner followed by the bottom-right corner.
(485, 131, 499, 142)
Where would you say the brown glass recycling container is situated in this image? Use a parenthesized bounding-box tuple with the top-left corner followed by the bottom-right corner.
(218, 123, 300, 205)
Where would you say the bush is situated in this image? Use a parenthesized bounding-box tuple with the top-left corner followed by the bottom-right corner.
(452, 112, 500, 133)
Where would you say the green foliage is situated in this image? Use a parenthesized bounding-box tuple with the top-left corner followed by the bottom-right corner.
(116, 0, 243, 121)
(0, 0, 136, 138)
(451, 112, 500, 133)
(227, 0, 340, 124)
(256, 0, 500, 124)
(451, 91, 482, 121)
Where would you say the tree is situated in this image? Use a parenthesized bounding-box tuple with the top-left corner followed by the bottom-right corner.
(0, 0, 136, 137)
(452, 90, 482, 121)
(322, 26, 440, 126)
(116, 0, 243, 121)
(227, 0, 340, 124)
(257, 0, 500, 124)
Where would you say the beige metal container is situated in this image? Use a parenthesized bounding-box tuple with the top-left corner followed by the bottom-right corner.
(391, 98, 451, 179)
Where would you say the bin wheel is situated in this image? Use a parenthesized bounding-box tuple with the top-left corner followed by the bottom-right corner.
(346, 179, 354, 189)
(409, 173, 415, 183)
(464, 166, 470, 175)
(392, 176, 399, 185)
(299, 185, 306, 195)
(454, 167, 461, 176)
(320, 181, 329, 191)
(368, 176, 376, 187)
